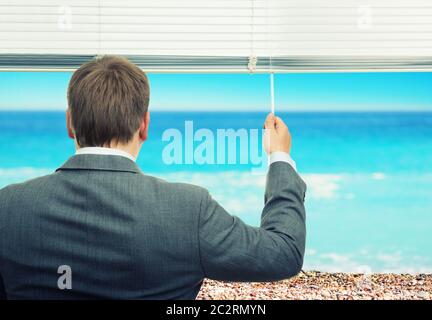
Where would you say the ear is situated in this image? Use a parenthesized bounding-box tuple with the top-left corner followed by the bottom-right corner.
(66, 109, 75, 139)
(138, 111, 150, 142)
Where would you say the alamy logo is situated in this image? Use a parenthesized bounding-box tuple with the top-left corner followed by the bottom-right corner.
(57, 265, 72, 290)
(162, 121, 268, 169)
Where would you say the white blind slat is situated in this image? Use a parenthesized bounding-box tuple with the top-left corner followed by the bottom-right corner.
(0, 0, 431, 71)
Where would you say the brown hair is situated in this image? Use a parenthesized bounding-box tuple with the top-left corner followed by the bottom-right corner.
(67, 55, 150, 147)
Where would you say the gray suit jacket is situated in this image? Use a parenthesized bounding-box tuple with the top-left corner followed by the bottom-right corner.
(0, 154, 306, 299)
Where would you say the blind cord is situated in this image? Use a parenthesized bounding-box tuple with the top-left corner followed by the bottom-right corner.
(270, 72, 275, 114)
(267, 0, 275, 115)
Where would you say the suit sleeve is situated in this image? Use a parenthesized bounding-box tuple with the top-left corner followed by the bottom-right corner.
(198, 161, 307, 282)
(0, 273, 6, 300)
(0, 188, 7, 299)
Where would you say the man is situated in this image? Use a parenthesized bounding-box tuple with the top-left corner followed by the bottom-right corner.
(0, 56, 306, 299)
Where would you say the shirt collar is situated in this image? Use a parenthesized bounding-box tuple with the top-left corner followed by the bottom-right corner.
(75, 147, 136, 162)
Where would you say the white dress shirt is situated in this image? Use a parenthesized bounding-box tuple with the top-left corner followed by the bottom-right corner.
(75, 147, 297, 171)
(269, 151, 297, 171)
(76, 147, 136, 162)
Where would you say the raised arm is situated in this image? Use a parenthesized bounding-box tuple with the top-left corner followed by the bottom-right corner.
(198, 114, 307, 282)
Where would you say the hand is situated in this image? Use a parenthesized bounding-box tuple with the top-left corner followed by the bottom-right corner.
(263, 113, 292, 155)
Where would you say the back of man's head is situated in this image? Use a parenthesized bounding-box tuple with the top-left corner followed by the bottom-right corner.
(67, 55, 150, 147)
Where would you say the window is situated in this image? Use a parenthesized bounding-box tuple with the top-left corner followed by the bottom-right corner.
(1, 71, 431, 273)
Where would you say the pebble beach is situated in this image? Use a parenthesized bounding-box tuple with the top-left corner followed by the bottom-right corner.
(197, 271, 432, 300)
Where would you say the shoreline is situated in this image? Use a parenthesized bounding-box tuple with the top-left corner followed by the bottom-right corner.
(197, 271, 431, 300)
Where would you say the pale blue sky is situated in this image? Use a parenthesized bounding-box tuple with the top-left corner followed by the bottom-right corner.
(0, 72, 431, 111)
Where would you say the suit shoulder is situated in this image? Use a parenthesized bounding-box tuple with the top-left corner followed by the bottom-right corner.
(0, 172, 56, 198)
(0, 173, 55, 218)
(139, 173, 209, 200)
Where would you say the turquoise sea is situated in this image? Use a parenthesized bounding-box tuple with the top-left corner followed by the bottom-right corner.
(1, 111, 431, 274)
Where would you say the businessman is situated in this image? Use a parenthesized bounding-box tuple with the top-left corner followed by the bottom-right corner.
(0, 56, 306, 299)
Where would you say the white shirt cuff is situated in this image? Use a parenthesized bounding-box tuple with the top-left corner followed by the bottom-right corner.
(269, 151, 297, 172)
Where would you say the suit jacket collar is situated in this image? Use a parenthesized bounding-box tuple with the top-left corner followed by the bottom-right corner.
(56, 154, 142, 174)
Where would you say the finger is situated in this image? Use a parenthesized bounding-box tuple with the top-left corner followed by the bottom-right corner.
(274, 116, 287, 130)
(264, 113, 275, 129)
